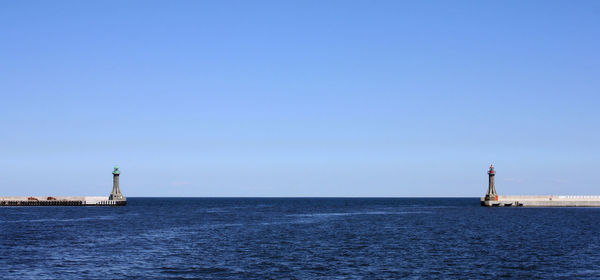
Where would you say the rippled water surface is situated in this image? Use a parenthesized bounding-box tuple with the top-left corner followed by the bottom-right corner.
(2, 198, 600, 279)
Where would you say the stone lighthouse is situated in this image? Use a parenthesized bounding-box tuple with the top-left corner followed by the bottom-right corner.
(109, 166, 125, 201)
(485, 165, 498, 201)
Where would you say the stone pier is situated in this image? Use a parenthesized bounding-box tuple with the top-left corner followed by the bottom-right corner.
(0, 166, 127, 207)
(480, 165, 600, 207)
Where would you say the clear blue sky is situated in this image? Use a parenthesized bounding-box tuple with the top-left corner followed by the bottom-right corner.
(1, 1, 599, 197)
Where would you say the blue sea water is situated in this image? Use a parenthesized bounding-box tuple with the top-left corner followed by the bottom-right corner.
(1, 198, 600, 279)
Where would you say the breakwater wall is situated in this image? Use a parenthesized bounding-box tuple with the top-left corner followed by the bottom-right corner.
(481, 195, 600, 207)
(0, 196, 126, 207)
